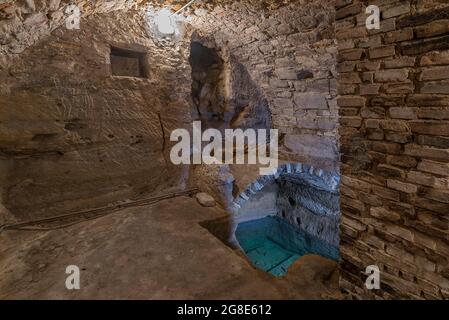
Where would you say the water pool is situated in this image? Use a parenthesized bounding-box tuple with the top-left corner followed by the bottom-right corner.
(235, 216, 339, 276)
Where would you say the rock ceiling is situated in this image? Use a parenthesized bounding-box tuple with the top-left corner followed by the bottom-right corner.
(150, 0, 296, 11)
(0, 0, 297, 55)
(0, 0, 295, 18)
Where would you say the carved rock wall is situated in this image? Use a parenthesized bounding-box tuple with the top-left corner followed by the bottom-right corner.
(0, 10, 192, 220)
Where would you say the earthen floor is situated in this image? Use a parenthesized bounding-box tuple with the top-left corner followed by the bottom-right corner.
(0, 196, 338, 299)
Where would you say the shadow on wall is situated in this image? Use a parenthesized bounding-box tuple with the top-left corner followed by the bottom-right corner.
(189, 36, 272, 132)
(189, 41, 225, 126)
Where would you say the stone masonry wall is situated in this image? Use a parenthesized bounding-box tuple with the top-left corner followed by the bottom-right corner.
(188, 0, 339, 172)
(0, 10, 192, 220)
(186, 1, 341, 240)
(337, 0, 449, 299)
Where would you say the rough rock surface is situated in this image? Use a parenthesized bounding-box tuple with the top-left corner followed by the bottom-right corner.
(0, 0, 148, 55)
(192, 163, 235, 210)
(0, 196, 339, 299)
(287, 254, 339, 290)
(195, 192, 215, 207)
(1, 1, 339, 222)
(0, 202, 15, 225)
(0, 1, 308, 56)
(0, 10, 192, 220)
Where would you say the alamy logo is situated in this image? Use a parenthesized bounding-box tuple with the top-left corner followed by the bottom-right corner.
(365, 265, 380, 290)
(366, 5, 380, 30)
(170, 121, 279, 175)
(65, 4, 81, 30)
(65, 265, 80, 290)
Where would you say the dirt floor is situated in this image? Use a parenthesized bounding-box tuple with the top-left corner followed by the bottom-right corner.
(0, 196, 339, 299)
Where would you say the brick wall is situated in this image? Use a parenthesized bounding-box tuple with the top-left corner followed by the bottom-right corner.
(337, 0, 449, 299)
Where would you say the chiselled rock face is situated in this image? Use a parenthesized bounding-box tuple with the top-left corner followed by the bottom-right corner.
(0, 0, 144, 55)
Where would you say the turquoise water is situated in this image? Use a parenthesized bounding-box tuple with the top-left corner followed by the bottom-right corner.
(235, 216, 339, 277)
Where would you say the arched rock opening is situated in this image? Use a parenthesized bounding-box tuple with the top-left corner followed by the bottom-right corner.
(235, 163, 340, 245)
(188, 36, 272, 132)
(231, 163, 340, 276)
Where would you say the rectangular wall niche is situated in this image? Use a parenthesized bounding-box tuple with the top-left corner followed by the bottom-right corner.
(110, 46, 147, 78)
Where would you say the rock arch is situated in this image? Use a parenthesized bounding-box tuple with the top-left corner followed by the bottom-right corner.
(234, 163, 339, 208)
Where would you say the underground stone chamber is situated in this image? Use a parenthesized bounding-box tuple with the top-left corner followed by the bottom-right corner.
(0, 0, 343, 299)
(1, 0, 447, 300)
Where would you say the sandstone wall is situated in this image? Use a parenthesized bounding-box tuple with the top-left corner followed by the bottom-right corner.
(337, 0, 449, 299)
(0, 10, 192, 220)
